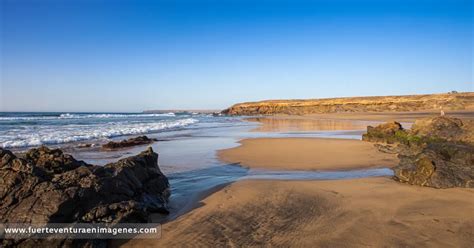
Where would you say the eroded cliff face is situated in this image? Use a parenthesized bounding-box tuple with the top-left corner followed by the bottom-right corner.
(222, 92, 474, 115)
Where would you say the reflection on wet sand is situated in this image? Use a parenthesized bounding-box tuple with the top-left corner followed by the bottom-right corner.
(247, 117, 382, 132)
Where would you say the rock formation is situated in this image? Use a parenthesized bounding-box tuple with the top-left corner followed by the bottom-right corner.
(363, 116, 474, 188)
(222, 92, 474, 115)
(362, 121, 404, 144)
(102, 136, 157, 150)
(0, 146, 169, 247)
(395, 142, 474, 188)
(409, 116, 474, 144)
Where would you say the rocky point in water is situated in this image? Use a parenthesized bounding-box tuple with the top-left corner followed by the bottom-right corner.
(363, 116, 474, 188)
(102, 135, 157, 150)
(0, 146, 169, 247)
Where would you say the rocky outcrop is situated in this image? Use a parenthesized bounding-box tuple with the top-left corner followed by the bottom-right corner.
(363, 117, 474, 188)
(102, 136, 157, 150)
(0, 146, 169, 247)
(410, 116, 474, 144)
(362, 121, 404, 144)
(222, 92, 474, 115)
(396, 142, 474, 188)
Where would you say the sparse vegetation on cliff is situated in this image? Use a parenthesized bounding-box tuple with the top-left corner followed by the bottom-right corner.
(222, 92, 474, 115)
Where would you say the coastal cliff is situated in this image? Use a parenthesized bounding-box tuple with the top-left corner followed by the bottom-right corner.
(222, 92, 474, 115)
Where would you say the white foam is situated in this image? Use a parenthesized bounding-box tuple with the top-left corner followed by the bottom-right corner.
(0, 113, 176, 121)
(58, 113, 177, 119)
(0, 118, 198, 148)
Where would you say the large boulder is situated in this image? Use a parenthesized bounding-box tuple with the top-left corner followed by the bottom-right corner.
(0, 146, 169, 247)
(363, 116, 474, 188)
(362, 121, 404, 143)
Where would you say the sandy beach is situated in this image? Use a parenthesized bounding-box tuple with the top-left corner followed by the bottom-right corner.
(126, 178, 474, 247)
(122, 114, 474, 247)
(218, 138, 399, 171)
(3, 1, 474, 247)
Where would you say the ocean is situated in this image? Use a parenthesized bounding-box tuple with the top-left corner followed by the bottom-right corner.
(0, 111, 394, 222)
(0, 112, 231, 149)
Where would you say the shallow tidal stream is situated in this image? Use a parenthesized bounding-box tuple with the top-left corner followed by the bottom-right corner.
(67, 117, 395, 221)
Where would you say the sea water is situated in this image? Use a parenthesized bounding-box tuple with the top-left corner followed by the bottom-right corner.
(0, 112, 393, 221)
(0, 112, 208, 148)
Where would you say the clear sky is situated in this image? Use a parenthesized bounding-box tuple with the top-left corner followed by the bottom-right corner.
(1, 0, 472, 112)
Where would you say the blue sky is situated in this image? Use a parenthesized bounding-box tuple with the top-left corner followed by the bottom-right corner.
(1, 0, 472, 112)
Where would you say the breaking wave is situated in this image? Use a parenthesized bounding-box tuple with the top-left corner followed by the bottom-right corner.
(0, 118, 198, 148)
(0, 113, 176, 121)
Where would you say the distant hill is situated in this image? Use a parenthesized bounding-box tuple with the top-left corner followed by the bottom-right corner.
(222, 92, 474, 116)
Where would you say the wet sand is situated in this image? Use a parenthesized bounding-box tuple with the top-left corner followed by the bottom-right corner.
(246, 111, 474, 132)
(246, 117, 381, 132)
(124, 113, 474, 247)
(127, 178, 474, 247)
(304, 110, 474, 121)
(218, 138, 399, 171)
(252, 110, 474, 122)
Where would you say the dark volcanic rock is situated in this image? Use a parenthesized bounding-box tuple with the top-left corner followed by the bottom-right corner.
(363, 116, 474, 188)
(77, 143, 94, 148)
(0, 146, 169, 247)
(102, 136, 157, 150)
(24, 146, 88, 174)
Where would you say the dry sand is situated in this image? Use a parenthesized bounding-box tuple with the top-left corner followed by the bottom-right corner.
(124, 114, 474, 247)
(126, 178, 474, 247)
(218, 138, 399, 171)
